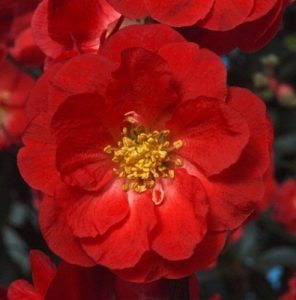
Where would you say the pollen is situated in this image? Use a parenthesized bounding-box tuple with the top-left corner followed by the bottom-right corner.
(104, 125, 183, 194)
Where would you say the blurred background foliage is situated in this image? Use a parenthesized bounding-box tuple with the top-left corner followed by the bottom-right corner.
(0, 3, 296, 300)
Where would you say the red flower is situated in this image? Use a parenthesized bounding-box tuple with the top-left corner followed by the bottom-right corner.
(273, 178, 296, 234)
(0, 0, 44, 66)
(18, 24, 272, 282)
(106, 0, 290, 54)
(0, 60, 34, 149)
(31, 0, 120, 65)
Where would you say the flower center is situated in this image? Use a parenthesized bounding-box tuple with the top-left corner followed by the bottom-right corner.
(104, 124, 183, 194)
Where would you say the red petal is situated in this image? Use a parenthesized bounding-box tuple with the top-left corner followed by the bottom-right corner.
(158, 42, 227, 101)
(7, 280, 40, 300)
(236, 0, 286, 52)
(31, 0, 66, 58)
(51, 93, 114, 191)
(198, 0, 254, 31)
(50, 54, 116, 109)
(25, 60, 63, 121)
(39, 195, 95, 266)
(151, 169, 208, 260)
(81, 192, 156, 269)
(30, 250, 56, 296)
(247, 0, 278, 22)
(184, 0, 287, 54)
(200, 173, 264, 230)
(100, 24, 185, 63)
(56, 181, 129, 238)
(167, 97, 250, 176)
(106, 0, 149, 19)
(226, 87, 272, 177)
(146, 0, 214, 26)
(107, 47, 180, 126)
(163, 232, 226, 280)
(114, 232, 226, 282)
(18, 114, 59, 195)
(47, 0, 119, 52)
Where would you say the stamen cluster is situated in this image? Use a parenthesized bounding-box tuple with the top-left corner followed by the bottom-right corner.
(104, 126, 183, 193)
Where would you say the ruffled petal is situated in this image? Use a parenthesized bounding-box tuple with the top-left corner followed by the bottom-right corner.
(51, 93, 114, 191)
(166, 97, 250, 176)
(114, 232, 226, 283)
(151, 169, 208, 260)
(198, 0, 254, 31)
(7, 280, 40, 300)
(246, 0, 278, 22)
(39, 195, 95, 266)
(226, 87, 272, 177)
(200, 171, 265, 230)
(107, 47, 180, 126)
(158, 42, 227, 101)
(235, 0, 286, 52)
(182, 0, 286, 54)
(31, 0, 66, 59)
(50, 54, 116, 111)
(18, 114, 59, 195)
(30, 250, 56, 296)
(44, 0, 119, 53)
(146, 0, 214, 27)
(56, 181, 129, 238)
(100, 24, 185, 63)
(81, 191, 157, 269)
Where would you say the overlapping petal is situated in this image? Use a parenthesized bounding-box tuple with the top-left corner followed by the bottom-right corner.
(81, 191, 157, 269)
(166, 97, 250, 176)
(151, 169, 208, 260)
(32, 0, 120, 61)
(57, 182, 129, 238)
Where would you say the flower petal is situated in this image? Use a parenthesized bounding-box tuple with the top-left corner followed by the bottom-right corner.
(81, 191, 157, 269)
(200, 172, 265, 230)
(7, 281, 40, 300)
(158, 42, 227, 101)
(107, 47, 180, 126)
(51, 93, 114, 191)
(39, 195, 95, 266)
(106, 0, 148, 19)
(151, 169, 208, 260)
(18, 114, 60, 195)
(146, 0, 214, 27)
(114, 232, 226, 283)
(226, 87, 272, 177)
(46, 0, 119, 53)
(199, 0, 254, 31)
(30, 250, 56, 296)
(100, 24, 185, 63)
(166, 97, 250, 176)
(56, 181, 129, 238)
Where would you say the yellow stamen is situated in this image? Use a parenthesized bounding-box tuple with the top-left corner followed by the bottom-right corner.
(104, 124, 183, 194)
